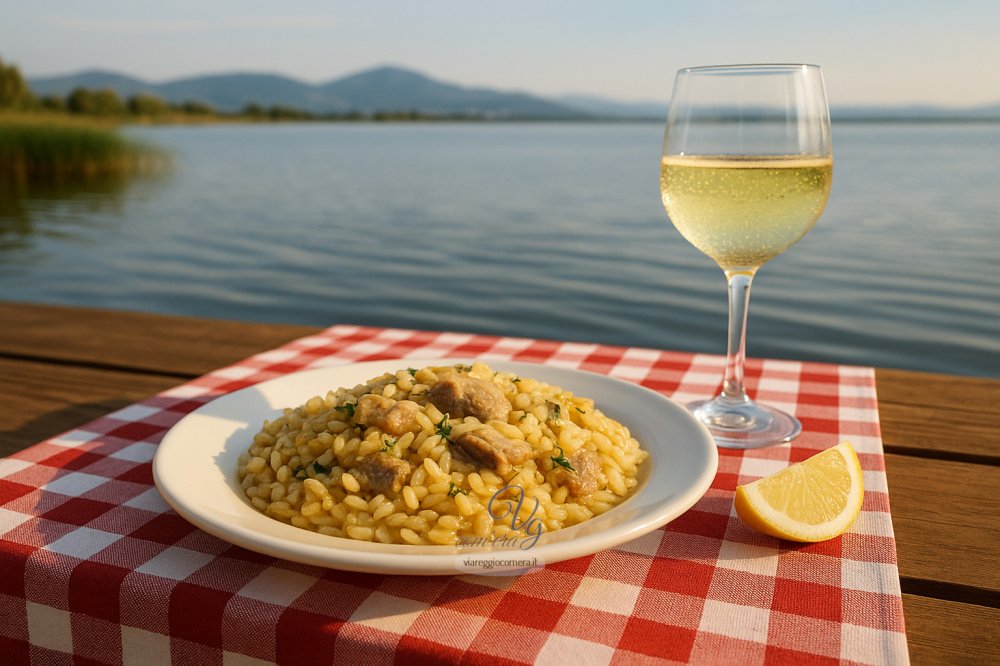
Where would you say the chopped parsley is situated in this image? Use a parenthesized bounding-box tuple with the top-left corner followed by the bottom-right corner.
(447, 482, 468, 497)
(436, 414, 452, 439)
(292, 466, 307, 480)
(550, 445, 576, 472)
(575, 406, 586, 414)
(407, 368, 417, 377)
(512, 377, 521, 384)
(518, 412, 528, 422)
(334, 403, 355, 418)
(547, 402, 562, 421)
(381, 437, 398, 453)
(310, 461, 331, 475)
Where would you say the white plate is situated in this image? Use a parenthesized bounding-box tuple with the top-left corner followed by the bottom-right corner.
(153, 359, 718, 575)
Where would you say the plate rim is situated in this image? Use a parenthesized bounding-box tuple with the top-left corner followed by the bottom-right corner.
(152, 358, 718, 575)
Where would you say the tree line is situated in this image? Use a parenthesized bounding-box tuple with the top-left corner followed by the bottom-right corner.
(3, 58, 289, 119)
(2, 57, 479, 122)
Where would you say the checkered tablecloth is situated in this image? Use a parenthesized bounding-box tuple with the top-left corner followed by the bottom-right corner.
(0, 325, 908, 665)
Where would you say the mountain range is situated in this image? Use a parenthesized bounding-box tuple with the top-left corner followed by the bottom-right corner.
(26, 65, 1000, 121)
(28, 66, 599, 119)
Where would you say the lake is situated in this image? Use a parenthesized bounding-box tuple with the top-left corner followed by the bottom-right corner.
(2, 122, 998, 377)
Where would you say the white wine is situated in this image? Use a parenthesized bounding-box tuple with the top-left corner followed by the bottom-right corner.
(660, 155, 833, 272)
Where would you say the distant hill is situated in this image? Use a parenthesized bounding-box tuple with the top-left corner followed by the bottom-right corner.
(155, 73, 323, 112)
(28, 70, 156, 99)
(28, 65, 588, 119)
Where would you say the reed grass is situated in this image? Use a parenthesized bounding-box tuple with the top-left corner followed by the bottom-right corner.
(0, 113, 166, 185)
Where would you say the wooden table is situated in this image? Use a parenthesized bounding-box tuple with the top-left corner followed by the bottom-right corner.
(1, 301, 997, 665)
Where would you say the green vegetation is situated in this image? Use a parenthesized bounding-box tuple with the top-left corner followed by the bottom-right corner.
(0, 58, 36, 110)
(1, 58, 166, 186)
(0, 114, 166, 185)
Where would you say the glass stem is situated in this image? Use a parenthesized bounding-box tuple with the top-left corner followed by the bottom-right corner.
(722, 271, 754, 402)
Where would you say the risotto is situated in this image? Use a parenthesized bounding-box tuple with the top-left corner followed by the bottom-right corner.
(236, 362, 648, 546)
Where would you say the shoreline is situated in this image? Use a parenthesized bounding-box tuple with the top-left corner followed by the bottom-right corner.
(8, 110, 1000, 129)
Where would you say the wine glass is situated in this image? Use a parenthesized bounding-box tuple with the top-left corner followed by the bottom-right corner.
(660, 64, 833, 448)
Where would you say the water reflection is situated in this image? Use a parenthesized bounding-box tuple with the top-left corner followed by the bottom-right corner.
(0, 172, 154, 252)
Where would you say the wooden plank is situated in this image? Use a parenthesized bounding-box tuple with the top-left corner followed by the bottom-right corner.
(0, 301, 317, 377)
(880, 401, 1000, 464)
(903, 594, 1000, 666)
(886, 453, 1000, 600)
(877, 368, 1000, 464)
(877, 367, 1000, 414)
(0, 356, 181, 458)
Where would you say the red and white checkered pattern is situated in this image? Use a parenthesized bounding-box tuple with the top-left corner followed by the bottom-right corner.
(0, 325, 908, 665)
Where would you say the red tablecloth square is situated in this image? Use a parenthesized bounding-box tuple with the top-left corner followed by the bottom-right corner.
(491, 591, 567, 632)
(274, 607, 345, 665)
(771, 578, 843, 622)
(1, 480, 36, 509)
(644, 558, 716, 598)
(68, 560, 130, 621)
(168, 581, 231, 647)
(128, 513, 198, 545)
(619, 616, 698, 660)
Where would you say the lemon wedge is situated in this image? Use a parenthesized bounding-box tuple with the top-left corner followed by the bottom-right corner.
(734, 442, 864, 542)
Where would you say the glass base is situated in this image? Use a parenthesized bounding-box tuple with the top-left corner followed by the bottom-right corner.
(688, 396, 801, 449)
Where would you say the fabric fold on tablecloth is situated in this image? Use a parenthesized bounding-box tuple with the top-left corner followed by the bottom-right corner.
(0, 324, 908, 665)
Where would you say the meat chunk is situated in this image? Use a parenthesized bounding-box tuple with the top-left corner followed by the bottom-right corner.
(358, 454, 411, 494)
(553, 449, 602, 497)
(354, 395, 421, 436)
(452, 427, 532, 475)
(427, 374, 510, 423)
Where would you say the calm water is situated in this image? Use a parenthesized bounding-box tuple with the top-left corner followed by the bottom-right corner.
(2, 123, 998, 377)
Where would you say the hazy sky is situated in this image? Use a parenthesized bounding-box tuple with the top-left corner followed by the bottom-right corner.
(2, 1, 998, 107)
